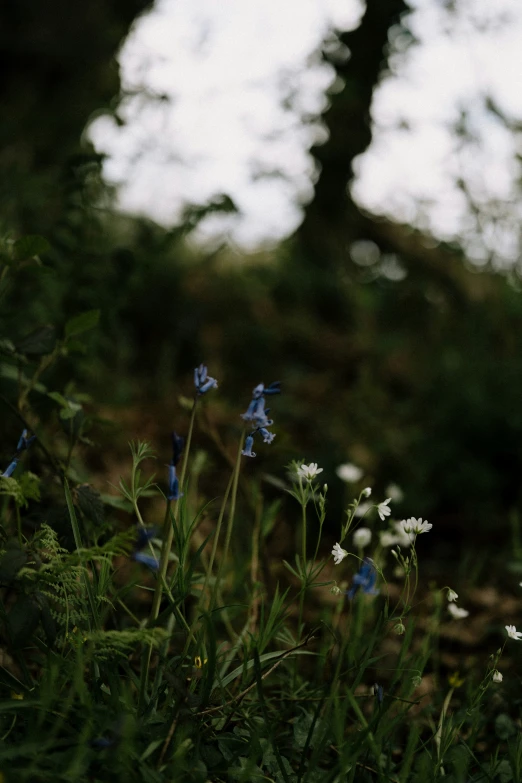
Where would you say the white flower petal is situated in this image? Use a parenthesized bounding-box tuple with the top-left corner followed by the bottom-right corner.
(332, 543, 348, 565)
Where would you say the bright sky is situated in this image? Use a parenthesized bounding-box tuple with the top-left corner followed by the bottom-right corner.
(88, 0, 522, 264)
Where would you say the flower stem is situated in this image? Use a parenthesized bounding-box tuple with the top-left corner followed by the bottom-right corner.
(211, 428, 245, 612)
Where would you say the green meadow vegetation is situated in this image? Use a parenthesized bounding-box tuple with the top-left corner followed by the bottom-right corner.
(3, 1, 522, 780)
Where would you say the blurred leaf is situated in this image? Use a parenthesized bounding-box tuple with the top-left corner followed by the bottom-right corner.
(18, 472, 41, 503)
(0, 339, 15, 356)
(65, 339, 87, 354)
(0, 477, 25, 506)
(65, 309, 100, 339)
(8, 595, 41, 649)
(15, 325, 56, 355)
(0, 541, 27, 584)
(13, 235, 50, 261)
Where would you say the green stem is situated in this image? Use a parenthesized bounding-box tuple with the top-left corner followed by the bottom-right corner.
(211, 429, 245, 611)
(297, 500, 308, 638)
(149, 400, 198, 625)
(140, 401, 198, 708)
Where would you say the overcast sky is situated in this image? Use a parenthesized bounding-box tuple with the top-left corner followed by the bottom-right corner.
(88, 0, 522, 263)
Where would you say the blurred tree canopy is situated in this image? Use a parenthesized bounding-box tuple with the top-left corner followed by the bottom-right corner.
(2, 0, 522, 555)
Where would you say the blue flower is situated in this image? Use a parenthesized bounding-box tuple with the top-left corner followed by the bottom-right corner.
(16, 429, 36, 452)
(241, 396, 266, 422)
(135, 527, 157, 550)
(2, 459, 18, 478)
(346, 557, 379, 600)
(259, 428, 275, 444)
(132, 552, 159, 570)
(167, 463, 183, 500)
(241, 435, 256, 458)
(171, 431, 184, 466)
(373, 683, 384, 704)
(194, 364, 218, 395)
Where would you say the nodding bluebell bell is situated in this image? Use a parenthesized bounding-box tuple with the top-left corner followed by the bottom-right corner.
(167, 463, 182, 500)
(166, 431, 184, 500)
(132, 552, 160, 571)
(194, 364, 218, 395)
(2, 429, 36, 477)
(16, 429, 36, 452)
(346, 557, 379, 600)
(259, 428, 275, 444)
(241, 435, 256, 458)
(171, 431, 184, 466)
(241, 382, 280, 458)
(2, 459, 18, 478)
(373, 683, 384, 704)
(135, 526, 157, 551)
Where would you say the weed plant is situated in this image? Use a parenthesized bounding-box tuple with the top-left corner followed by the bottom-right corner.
(0, 236, 521, 783)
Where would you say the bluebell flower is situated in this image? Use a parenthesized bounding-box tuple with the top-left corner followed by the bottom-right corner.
(2, 459, 18, 478)
(346, 557, 379, 600)
(135, 527, 157, 550)
(167, 463, 183, 500)
(259, 428, 275, 444)
(264, 382, 281, 396)
(241, 435, 256, 458)
(171, 431, 184, 466)
(132, 552, 159, 570)
(194, 364, 218, 395)
(16, 429, 36, 452)
(373, 683, 384, 704)
(241, 396, 266, 422)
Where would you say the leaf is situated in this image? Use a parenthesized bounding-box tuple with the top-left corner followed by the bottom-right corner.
(8, 595, 41, 649)
(0, 477, 25, 506)
(13, 235, 50, 261)
(15, 325, 56, 355)
(18, 472, 41, 503)
(65, 310, 100, 339)
(0, 541, 27, 584)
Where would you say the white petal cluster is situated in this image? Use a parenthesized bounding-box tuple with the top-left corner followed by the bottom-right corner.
(377, 498, 392, 521)
(332, 543, 348, 565)
(336, 463, 363, 483)
(353, 527, 372, 548)
(448, 603, 469, 619)
(447, 589, 458, 602)
(506, 624, 522, 641)
(399, 518, 432, 535)
(297, 463, 323, 482)
(492, 670, 503, 683)
(379, 522, 415, 549)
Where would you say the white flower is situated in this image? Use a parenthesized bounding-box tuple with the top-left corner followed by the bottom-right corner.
(377, 498, 392, 521)
(492, 670, 503, 683)
(332, 543, 348, 565)
(385, 483, 404, 502)
(447, 589, 458, 602)
(506, 624, 522, 641)
(354, 501, 372, 518)
(448, 604, 469, 619)
(336, 463, 363, 483)
(362, 487, 372, 498)
(353, 527, 372, 548)
(380, 530, 399, 547)
(400, 518, 432, 535)
(297, 463, 323, 482)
